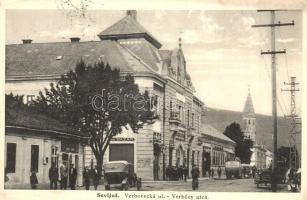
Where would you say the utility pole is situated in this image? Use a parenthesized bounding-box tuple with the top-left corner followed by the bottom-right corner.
(281, 77, 300, 170)
(252, 10, 294, 192)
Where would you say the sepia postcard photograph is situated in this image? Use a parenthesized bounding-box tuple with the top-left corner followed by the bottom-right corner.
(0, 1, 306, 200)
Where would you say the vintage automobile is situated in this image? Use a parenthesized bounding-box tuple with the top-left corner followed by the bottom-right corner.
(103, 160, 141, 190)
(254, 167, 288, 188)
(225, 160, 242, 179)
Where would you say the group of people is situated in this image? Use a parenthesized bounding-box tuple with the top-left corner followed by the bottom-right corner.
(48, 163, 101, 190)
(48, 162, 78, 190)
(83, 166, 100, 190)
(165, 165, 188, 181)
(204, 167, 222, 179)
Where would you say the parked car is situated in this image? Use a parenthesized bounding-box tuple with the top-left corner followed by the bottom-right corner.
(225, 160, 242, 179)
(103, 160, 141, 190)
(254, 167, 288, 188)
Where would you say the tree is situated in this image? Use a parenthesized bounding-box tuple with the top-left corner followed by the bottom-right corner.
(223, 122, 254, 163)
(31, 60, 155, 176)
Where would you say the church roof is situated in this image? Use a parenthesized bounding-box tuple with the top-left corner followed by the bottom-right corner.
(98, 11, 162, 49)
(243, 90, 255, 117)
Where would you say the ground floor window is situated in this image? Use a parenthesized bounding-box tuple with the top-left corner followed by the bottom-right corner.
(31, 145, 39, 172)
(6, 143, 17, 173)
(51, 145, 59, 168)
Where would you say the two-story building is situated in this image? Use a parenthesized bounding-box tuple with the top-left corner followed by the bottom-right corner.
(5, 10, 205, 181)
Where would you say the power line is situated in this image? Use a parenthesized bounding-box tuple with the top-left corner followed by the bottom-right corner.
(261, 55, 288, 117)
(252, 10, 294, 192)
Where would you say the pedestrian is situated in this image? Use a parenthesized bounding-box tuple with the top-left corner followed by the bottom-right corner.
(92, 165, 100, 190)
(243, 167, 246, 179)
(83, 167, 91, 190)
(60, 164, 68, 189)
(183, 166, 188, 182)
(178, 166, 183, 180)
(191, 165, 200, 190)
(252, 166, 256, 178)
(5, 168, 9, 183)
(30, 171, 38, 189)
(211, 168, 214, 178)
(69, 163, 77, 190)
(217, 166, 222, 179)
(49, 162, 58, 190)
(166, 165, 171, 181)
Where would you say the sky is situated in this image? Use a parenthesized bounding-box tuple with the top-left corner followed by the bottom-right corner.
(5, 9, 302, 116)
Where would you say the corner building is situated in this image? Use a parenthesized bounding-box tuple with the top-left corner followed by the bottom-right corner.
(5, 10, 204, 181)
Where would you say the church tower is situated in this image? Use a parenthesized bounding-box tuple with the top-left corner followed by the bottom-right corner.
(242, 87, 256, 142)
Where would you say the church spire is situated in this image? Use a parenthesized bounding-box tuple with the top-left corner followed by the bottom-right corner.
(243, 86, 255, 117)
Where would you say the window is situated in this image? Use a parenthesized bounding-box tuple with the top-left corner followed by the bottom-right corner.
(187, 110, 190, 126)
(26, 95, 35, 104)
(51, 145, 59, 168)
(178, 105, 182, 120)
(31, 145, 39, 172)
(170, 100, 172, 112)
(192, 113, 195, 127)
(6, 143, 16, 173)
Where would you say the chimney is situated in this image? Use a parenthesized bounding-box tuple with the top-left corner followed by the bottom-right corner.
(70, 37, 80, 43)
(22, 39, 32, 44)
(126, 10, 137, 21)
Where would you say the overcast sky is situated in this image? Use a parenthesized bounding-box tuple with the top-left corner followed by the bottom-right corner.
(5, 9, 302, 116)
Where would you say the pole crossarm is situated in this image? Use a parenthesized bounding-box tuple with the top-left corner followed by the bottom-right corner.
(252, 21, 295, 28)
(261, 50, 286, 54)
(281, 89, 300, 91)
(257, 10, 290, 12)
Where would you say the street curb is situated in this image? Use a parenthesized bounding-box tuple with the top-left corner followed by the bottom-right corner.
(143, 177, 210, 183)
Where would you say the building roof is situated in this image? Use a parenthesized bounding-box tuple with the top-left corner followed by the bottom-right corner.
(98, 11, 162, 49)
(5, 40, 153, 77)
(5, 99, 85, 138)
(243, 89, 255, 117)
(201, 124, 236, 145)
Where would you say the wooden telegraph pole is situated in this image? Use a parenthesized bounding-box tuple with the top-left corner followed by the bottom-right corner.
(252, 10, 294, 192)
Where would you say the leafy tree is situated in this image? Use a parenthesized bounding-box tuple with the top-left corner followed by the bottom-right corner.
(223, 122, 254, 163)
(31, 60, 156, 176)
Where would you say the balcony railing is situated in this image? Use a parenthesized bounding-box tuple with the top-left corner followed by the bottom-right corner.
(169, 111, 181, 124)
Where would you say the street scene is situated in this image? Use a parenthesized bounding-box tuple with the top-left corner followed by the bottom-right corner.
(4, 3, 302, 194)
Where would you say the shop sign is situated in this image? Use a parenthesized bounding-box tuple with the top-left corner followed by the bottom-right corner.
(213, 146, 223, 151)
(175, 131, 185, 141)
(111, 137, 135, 141)
(61, 140, 79, 153)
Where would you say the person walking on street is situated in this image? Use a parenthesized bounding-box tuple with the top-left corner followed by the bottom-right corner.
(217, 166, 222, 179)
(30, 171, 38, 189)
(166, 165, 171, 181)
(83, 167, 91, 190)
(92, 165, 100, 190)
(211, 168, 214, 178)
(49, 162, 58, 190)
(183, 166, 188, 182)
(191, 165, 200, 190)
(178, 166, 183, 180)
(60, 164, 68, 189)
(69, 164, 77, 190)
(252, 166, 256, 178)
